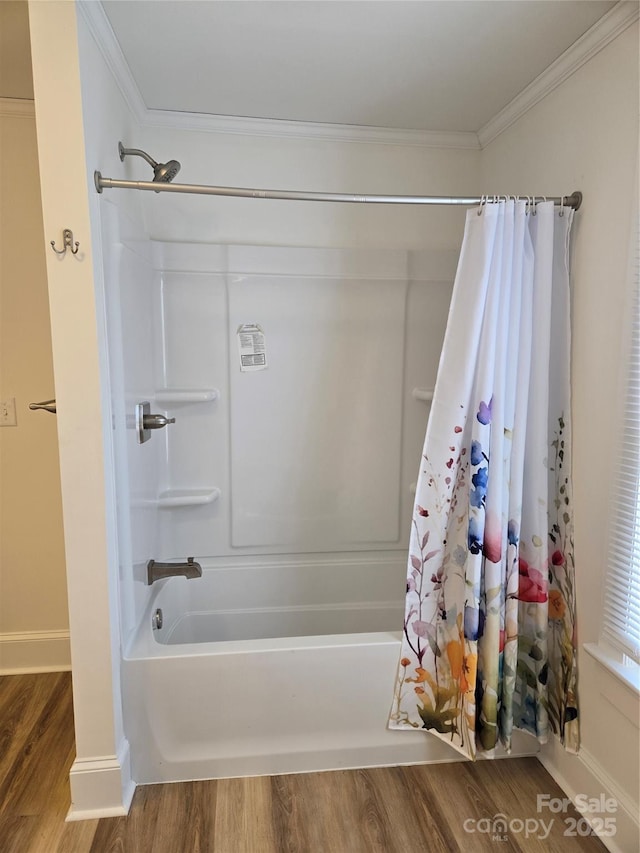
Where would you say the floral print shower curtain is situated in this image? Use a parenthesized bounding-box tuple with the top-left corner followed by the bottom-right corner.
(389, 199, 579, 759)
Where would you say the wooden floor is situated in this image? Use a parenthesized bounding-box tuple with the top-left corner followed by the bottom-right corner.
(0, 672, 607, 853)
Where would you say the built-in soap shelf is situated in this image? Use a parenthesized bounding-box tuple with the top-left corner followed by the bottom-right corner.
(151, 390, 220, 508)
(412, 387, 434, 402)
(157, 487, 221, 508)
(154, 388, 219, 404)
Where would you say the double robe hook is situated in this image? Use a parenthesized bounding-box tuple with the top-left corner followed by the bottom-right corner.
(50, 228, 80, 257)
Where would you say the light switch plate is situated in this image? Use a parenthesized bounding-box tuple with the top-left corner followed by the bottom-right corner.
(0, 397, 17, 426)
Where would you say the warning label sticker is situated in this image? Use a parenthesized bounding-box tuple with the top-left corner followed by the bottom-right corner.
(237, 323, 268, 371)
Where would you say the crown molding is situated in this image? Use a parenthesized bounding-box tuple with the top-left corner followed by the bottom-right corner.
(143, 109, 480, 149)
(478, 1, 640, 148)
(0, 98, 35, 118)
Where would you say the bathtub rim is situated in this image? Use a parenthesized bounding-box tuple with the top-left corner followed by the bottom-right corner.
(124, 626, 404, 661)
(123, 552, 409, 659)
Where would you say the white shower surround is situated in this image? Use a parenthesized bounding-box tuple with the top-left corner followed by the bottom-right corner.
(103, 198, 460, 648)
(101, 207, 540, 783)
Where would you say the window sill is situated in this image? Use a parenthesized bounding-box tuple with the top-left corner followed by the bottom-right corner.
(583, 642, 640, 695)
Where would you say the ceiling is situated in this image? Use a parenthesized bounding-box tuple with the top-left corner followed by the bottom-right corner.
(101, 0, 616, 133)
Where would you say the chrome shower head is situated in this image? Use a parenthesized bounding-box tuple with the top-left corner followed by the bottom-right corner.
(118, 142, 181, 185)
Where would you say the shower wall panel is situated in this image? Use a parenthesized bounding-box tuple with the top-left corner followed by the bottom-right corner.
(228, 270, 404, 550)
(100, 200, 161, 646)
(152, 241, 455, 561)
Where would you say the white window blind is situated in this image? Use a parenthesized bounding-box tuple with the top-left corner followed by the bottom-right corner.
(602, 208, 640, 664)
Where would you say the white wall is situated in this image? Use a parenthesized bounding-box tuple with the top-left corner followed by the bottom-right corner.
(136, 125, 479, 250)
(481, 22, 639, 851)
(0, 102, 69, 673)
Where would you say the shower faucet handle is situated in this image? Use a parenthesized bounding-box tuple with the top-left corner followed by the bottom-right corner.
(135, 401, 175, 444)
(143, 413, 176, 429)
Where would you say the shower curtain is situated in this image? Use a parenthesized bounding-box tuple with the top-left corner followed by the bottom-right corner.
(389, 199, 579, 759)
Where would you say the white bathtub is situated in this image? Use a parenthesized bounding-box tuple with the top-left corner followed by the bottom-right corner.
(122, 556, 467, 783)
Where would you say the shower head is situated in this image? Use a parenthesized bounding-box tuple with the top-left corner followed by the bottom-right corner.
(153, 159, 181, 183)
(118, 142, 181, 186)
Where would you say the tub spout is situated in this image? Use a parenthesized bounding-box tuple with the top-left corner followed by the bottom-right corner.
(147, 557, 202, 585)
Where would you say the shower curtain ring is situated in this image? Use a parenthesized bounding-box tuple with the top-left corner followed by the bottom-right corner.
(477, 195, 486, 216)
(559, 195, 565, 217)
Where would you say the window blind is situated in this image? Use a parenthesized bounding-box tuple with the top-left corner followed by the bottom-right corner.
(601, 208, 640, 663)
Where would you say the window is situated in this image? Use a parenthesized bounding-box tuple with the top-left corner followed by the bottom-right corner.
(593, 203, 640, 679)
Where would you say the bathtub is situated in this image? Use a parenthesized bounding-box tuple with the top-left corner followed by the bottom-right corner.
(122, 555, 466, 783)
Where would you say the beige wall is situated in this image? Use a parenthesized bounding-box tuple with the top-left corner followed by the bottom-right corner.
(0, 102, 69, 669)
(481, 21, 639, 848)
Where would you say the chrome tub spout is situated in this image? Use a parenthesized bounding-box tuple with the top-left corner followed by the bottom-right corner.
(147, 557, 202, 585)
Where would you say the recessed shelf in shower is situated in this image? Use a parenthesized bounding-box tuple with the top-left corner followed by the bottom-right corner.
(154, 389, 219, 404)
(157, 488, 221, 508)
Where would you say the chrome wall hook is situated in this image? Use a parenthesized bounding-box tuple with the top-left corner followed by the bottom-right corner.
(50, 229, 80, 256)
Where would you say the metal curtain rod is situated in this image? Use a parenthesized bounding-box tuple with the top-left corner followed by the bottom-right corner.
(94, 172, 583, 210)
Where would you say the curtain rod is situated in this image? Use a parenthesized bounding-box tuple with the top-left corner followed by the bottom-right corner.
(93, 172, 582, 210)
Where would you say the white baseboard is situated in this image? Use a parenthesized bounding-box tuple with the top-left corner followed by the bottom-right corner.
(66, 738, 136, 821)
(538, 740, 639, 853)
(0, 630, 71, 674)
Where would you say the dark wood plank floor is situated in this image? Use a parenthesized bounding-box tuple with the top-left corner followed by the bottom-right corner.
(0, 672, 607, 852)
